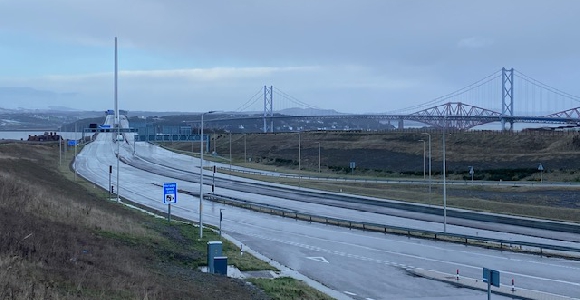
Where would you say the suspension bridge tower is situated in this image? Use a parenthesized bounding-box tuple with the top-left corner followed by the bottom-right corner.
(263, 86, 273, 133)
(501, 67, 514, 130)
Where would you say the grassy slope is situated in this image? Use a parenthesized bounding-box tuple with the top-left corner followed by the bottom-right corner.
(200, 130, 580, 179)
(0, 142, 271, 299)
(0, 142, 333, 300)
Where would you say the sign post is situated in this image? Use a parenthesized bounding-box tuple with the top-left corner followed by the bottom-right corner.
(538, 163, 544, 182)
(469, 166, 474, 182)
(212, 165, 216, 193)
(219, 209, 225, 238)
(163, 183, 177, 222)
(483, 268, 500, 300)
(108, 165, 112, 200)
(349, 161, 356, 175)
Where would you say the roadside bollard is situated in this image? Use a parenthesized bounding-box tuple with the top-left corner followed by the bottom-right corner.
(456, 269, 459, 281)
(512, 279, 515, 292)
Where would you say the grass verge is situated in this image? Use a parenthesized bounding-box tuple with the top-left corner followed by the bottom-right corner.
(249, 277, 335, 300)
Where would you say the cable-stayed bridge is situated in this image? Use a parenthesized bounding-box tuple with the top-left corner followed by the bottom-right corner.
(233, 68, 580, 132)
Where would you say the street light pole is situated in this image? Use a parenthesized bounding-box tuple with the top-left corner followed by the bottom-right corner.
(114, 37, 120, 203)
(229, 131, 232, 173)
(318, 142, 321, 173)
(298, 131, 301, 172)
(244, 134, 247, 163)
(74, 122, 77, 182)
(421, 133, 432, 198)
(419, 139, 426, 179)
(199, 111, 216, 239)
(442, 118, 448, 233)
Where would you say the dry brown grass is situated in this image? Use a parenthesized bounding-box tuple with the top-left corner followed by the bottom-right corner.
(164, 130, 580, 184)
(0, 142, 270, 300)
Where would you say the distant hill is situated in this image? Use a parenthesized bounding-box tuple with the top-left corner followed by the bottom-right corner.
(277, 107, 344, 116)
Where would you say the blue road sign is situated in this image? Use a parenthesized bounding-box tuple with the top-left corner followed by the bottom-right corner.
(483, 268, 500, 287)
(163, 183, 177, 204)
(67, 140, 77, 146)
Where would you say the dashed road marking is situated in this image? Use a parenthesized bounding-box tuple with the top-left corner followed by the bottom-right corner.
(344, 291, 357, 296)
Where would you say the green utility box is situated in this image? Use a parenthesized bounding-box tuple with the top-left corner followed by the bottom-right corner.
(214, 256, 228, 275)
(207, 241, 222, 273)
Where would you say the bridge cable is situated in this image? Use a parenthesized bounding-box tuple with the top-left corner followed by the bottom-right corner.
(515, 70, 580, 102)
(387, 70, 502, 114)
(235, 87, 265, 112)
(273, 87, 321, 110)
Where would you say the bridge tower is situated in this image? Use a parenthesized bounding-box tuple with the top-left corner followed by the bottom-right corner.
(263, 86, 273, 133)
(501, 67, 514, 131)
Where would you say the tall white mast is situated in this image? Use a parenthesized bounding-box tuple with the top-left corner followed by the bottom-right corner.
(114, 37, 118, 126)
(115, 37, 120, 202)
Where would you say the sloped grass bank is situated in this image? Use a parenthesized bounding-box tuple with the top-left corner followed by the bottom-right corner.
(0, 143, 275, 299)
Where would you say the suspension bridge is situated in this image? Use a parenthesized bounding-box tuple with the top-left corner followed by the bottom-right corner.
(233, 67, 580, 132)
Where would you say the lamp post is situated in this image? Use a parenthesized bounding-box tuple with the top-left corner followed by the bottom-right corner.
(74, 121, 77, 182)
(442, 118, 448, 233)
(317, 142, 321, 173)
(229, 130, 232, 173)
(418, 139, 426, 179)
(114, 37, 120, 203)
(244, 134, 247, 163)
(199, 111, 217, 239)
(421, 133, 432, 198)
(298, 131, 301, 172)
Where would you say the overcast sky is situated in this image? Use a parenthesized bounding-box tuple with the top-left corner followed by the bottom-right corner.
(0, 0, 578, 114)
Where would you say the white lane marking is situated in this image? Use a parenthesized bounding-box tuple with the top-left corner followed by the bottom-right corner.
(366, 298, 376, 300)
(235, 215, 580, 277)
(458, 250, 580, 271)
(343, 291, 357, 296)
(307, 256, 329, 263)
(233, 230, 580, 290)
(500, 270, 580, 287)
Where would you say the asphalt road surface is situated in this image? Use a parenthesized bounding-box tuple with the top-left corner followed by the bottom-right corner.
(75, 118, 580, 299)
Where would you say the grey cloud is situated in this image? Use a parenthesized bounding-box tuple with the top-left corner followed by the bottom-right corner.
(0, 0, 579, 112)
